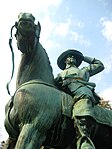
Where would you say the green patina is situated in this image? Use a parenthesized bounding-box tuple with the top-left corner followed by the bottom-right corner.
(4, 12, 112, 149)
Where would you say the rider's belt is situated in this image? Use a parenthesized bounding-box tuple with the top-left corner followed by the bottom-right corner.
(62, 78, 83, 86)
(62, 78, 96, 88)
(68, 77, 83, 81)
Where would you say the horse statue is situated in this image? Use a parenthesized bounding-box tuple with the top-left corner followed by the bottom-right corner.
(4, 12, 112, 149)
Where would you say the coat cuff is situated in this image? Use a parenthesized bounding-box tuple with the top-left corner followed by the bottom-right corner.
(83, 56, 95, 64)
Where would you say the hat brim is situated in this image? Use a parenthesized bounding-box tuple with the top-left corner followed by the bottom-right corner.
(57, 49, 83, 70)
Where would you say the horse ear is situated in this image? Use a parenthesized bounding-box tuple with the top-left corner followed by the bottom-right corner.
(15, 22, 18, 28)
(37, 21, 41, 32)
(36, 21, 41, 38)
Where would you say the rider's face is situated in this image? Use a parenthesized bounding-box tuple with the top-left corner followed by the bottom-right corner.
(65, 55, 76, 66)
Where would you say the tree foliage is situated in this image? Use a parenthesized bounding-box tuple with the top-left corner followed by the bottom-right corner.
(99, 98, 112, 110)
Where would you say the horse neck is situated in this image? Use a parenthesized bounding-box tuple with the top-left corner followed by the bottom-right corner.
(16, 43, 55, 88)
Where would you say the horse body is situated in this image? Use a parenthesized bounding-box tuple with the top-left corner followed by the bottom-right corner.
(4, 13, 112, 149)
(5, 81, 76, 148)
(7, 81, 76, 148)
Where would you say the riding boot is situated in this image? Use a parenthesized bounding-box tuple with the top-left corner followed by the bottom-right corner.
(74, 116, 96, 149)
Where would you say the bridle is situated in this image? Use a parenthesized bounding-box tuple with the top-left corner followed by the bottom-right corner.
(6, 17, 41, 96)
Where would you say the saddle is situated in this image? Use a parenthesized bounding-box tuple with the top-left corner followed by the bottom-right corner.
(61, 92, 74, 117)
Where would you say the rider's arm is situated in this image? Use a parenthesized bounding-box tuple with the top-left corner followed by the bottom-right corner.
(54, 73, 63, 89)
(54, 73, 62, 82)
(83, 56, 105, 76)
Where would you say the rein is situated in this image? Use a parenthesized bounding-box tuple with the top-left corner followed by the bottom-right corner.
(6, 24, 16, 96)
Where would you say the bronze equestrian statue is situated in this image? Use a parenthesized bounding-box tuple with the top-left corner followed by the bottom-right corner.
(3, 12, 112, 149)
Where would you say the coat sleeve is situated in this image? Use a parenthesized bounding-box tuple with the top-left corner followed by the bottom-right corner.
(83, 56, 105, 76)
(54, 73, 62, 82)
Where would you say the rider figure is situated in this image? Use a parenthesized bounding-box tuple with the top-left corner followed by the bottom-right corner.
(55, 49, 105, 149)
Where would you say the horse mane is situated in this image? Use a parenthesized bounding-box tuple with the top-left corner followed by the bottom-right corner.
(16, 42, 55, 88)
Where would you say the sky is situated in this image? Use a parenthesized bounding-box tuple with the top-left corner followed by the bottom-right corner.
(0, 0, 112, 142)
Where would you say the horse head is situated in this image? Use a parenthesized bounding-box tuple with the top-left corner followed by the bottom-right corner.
(9, 12, 55, 88)
(15, 12, 41, 54)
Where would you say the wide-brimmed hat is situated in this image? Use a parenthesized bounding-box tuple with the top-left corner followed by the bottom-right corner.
(57, 49, 84, 70)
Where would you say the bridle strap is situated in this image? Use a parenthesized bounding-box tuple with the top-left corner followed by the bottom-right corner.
(6, 25, 15, 96)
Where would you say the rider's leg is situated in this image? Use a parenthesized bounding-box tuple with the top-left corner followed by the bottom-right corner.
(73, 116, 96, 149)
(72, 96, 96, 149)
(71, 86, 98, 149)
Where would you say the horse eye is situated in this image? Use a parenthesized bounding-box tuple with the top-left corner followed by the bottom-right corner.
(20, 21, 33, 28)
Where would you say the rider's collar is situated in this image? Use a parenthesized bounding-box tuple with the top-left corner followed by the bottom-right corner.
(65, 64, 77, 69)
